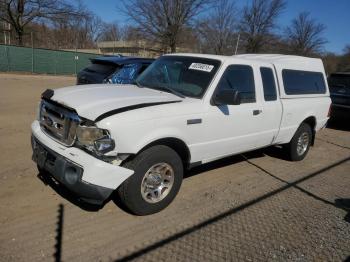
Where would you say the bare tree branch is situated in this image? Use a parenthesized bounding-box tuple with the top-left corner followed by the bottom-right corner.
(120, 0, 211, 52)
(97, 21, 121, 42)
(336, 44, 350, 72)
(197, 0, 238, 55)
(0, 0, 82, 45)
(240, 0, 286, 53)
(285, 12, 327, 56)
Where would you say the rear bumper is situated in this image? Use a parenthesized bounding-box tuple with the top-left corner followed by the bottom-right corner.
(31, 120, 134, 204)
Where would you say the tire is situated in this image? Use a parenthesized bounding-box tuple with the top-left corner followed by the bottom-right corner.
(37, 165, 46, 174)
(286, 123, 312, 161)
(117, 145, 183, 215)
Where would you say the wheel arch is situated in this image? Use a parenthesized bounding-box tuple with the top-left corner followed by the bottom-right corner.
(301, 116, 317, 145)
(134, 137, 191, 168)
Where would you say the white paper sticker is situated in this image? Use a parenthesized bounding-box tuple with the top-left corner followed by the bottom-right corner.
(189, 63, 214, 72)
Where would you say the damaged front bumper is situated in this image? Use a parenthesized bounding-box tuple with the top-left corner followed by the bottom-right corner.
(31, 120, 134, 204)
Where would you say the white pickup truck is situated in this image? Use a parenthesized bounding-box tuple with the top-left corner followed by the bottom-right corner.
(31, 53, 331, 215)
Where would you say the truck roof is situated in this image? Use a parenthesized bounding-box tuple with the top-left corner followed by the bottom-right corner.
(234, 54, 321, 65)
(166, 53, 324, 71)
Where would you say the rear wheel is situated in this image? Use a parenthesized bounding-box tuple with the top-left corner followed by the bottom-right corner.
(286, 123, 312, 161)
(117, 145, 183, 215)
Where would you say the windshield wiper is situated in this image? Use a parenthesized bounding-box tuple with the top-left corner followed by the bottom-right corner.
(154, 85, 185, 98)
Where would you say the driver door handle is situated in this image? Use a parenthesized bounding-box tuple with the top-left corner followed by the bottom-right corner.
(253, 109, 262, 115)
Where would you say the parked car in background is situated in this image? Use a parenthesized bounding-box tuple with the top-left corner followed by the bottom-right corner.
(77, 56, 154, 85)
(328, 72, 350, 119)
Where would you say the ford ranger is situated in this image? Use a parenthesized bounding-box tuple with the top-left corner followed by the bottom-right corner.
(31, 53, 331, 215)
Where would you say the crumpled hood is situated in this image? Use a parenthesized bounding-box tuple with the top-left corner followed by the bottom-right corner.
(51, 84, 181, 121)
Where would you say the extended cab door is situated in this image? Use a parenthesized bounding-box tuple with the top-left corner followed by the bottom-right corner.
(194, 63, 282, 162)
(255, 65, 283, 146)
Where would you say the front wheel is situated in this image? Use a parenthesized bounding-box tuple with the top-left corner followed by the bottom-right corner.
(286, 123, 312, 161)
(117, 145, 183, 215)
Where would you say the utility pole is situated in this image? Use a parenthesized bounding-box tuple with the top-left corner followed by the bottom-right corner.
(8, 23, 11, 45)
(3, 22, 11, 45)
(234, 33, 240, 55)
(31, 31, 34, 73)
(74, 38, 78, 75)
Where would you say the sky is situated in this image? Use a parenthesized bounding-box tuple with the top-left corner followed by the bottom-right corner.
(83, 0, 350, 54)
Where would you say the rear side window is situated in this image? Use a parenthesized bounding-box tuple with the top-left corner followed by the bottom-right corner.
(260, 67, 277, 101)
(217, 65, 255, 103)
(282, 69, 326, 95)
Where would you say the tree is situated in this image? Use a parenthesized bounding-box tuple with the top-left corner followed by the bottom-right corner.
(240, 0, 286, 53)
(120, 25, 144, 42)
(285, 12, 327, 56)
(344, 45, 350, 54)
(337, 45, 350, 72)
(197, 0, 238, 55)
(177, 26, 200, 52)
(42, 1, 103, 49)
(120, 0, 210, 52)
(98, 22, 120, 42)
(86, 15, 105, 43)
(323, 52, 340, 75)
(0, 0, 80, 46)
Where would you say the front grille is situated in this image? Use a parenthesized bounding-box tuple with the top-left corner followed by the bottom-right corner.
(39, 100, 80, 146)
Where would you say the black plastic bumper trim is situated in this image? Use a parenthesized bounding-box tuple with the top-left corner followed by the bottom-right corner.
(32, 136, 113, 204)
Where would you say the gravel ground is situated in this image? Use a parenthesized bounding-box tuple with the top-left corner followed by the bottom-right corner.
(0, 73, 349, 261)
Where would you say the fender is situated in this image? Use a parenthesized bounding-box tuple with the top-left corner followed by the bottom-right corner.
(134, 127, 191, 156)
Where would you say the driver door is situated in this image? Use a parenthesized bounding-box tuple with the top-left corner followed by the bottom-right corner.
(197, 64, 267, 162)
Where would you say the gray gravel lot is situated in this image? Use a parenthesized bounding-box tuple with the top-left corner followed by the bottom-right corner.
(0, 73, 349, 261)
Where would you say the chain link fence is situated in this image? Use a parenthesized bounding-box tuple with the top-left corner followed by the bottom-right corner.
(0, 44, 99, 75)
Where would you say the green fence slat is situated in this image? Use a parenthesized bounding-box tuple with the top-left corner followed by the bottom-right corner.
(34, 48, 56, 74)
(0, 46, 7, 71)
(0, 44, 98, 75)
(8, 45, 32, 72)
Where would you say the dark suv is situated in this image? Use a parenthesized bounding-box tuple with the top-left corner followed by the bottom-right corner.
(77, 56, 154, 85)
(328, 72, 350, 119)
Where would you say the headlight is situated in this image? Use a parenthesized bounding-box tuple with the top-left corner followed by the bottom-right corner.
(94, 137, 115, 153)
(76, 126, 115, 154)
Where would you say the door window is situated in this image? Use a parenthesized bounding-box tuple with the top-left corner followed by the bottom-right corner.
(260, 67, 277, 101)
(217, 65, 255, 103)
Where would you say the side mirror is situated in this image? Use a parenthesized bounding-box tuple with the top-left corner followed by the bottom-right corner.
(213, 89, 241, 105)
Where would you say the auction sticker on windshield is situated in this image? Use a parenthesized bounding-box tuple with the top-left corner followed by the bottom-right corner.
(189, 63, 214, 72)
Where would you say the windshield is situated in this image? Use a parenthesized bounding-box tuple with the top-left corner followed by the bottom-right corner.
(108, 63, 141, 84)
(136, 56, 221, 98)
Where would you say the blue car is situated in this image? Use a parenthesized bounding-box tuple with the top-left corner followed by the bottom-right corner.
(77, 56, 154, 85)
